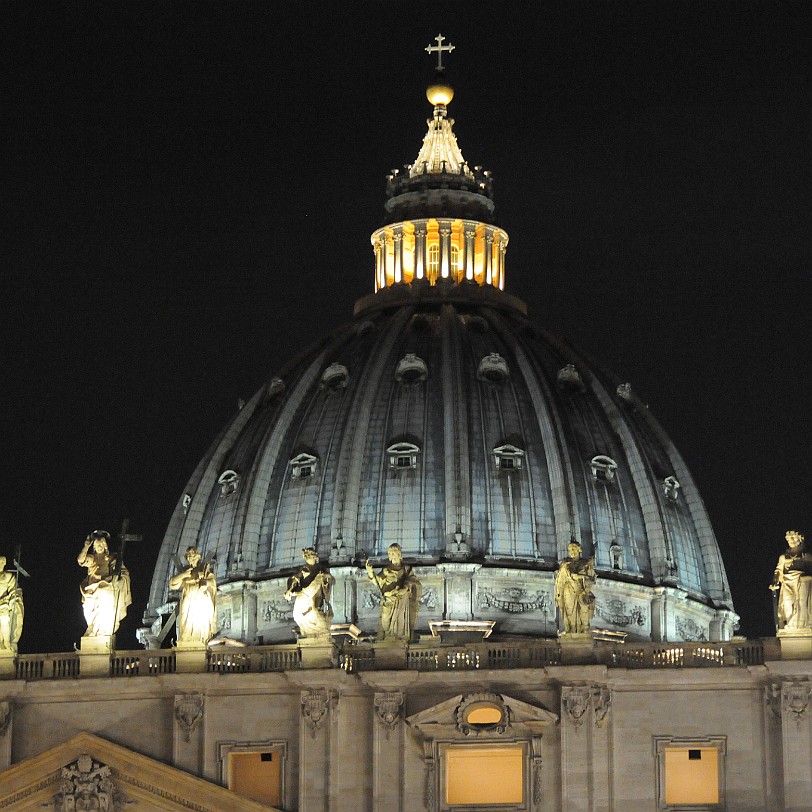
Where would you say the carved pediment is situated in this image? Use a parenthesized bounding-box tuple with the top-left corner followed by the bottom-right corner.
(0, 731, 275, 811)
(406, 691, 558, 740)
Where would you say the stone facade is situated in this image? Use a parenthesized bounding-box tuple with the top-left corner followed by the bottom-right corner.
(1, 638, 811, 811)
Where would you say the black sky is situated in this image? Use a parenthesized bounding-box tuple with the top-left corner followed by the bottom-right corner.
(2, 2, 811, 652)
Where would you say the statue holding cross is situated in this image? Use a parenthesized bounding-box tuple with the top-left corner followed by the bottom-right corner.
(0, 550, 25, 653)
(77, 528, 133, 638)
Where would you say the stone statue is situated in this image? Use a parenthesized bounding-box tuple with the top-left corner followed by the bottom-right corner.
(77, 531, 132, 638)
(771, 530, 812, 631)
(284, 547, 334, 637)
(555, 540, 596, 635)
(365, 543, 421, 642)
(0, 556, 24, 652)
(169, 547, 217, 645)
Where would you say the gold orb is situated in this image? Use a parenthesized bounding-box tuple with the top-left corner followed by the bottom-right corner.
(426, 83, 454, 106)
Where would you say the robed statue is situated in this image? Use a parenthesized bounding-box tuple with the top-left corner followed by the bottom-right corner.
(284, 547, 334, 637)
(771, 530, 812, 631)
(77, 530, 132, 637)
(555, 540, 596, 635)
(169, 546, 217, 645)
(0, 556, 24, 653)
(365, 543, 421, 642)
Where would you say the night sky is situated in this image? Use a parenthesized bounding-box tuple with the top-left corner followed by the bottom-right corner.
(3, 3, 811, 653)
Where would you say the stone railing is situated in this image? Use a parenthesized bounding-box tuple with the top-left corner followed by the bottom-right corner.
(1, 638, 772, 681)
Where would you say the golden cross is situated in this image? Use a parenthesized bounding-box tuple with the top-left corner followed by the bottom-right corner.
(425, 34, 455, 71)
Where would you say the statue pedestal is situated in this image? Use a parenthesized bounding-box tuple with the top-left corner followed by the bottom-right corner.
(298, 636, 336, 669)
(0, 650, 16, 677)
(777, 629, 812, 659)
(174, 642, 208, 673)
(78, 635, 114, 677)
(372, 642, 408, 670)
(559, 633, 596, 665)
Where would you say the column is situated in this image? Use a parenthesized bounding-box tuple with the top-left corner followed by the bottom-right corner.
(373, 237, 383, 291)
(379, 233, 389, 289)
(439, 220, 452, 279)
(393, 225, 403, 284)
(498, 237, 507, 290)
(414, 221, 427, 280)
(484, 228, 494, 285)
(464, 224, 476, 281)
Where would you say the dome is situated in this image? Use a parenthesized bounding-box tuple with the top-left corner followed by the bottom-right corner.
(141, 50, 737, 648)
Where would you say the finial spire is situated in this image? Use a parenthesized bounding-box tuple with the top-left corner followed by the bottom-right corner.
(425, 34, 455, 72)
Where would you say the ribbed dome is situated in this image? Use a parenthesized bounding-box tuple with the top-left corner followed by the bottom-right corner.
(141, 56, 737, 647)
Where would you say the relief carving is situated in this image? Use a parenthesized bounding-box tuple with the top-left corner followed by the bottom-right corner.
(217, 608, 231, 632)
(477, 587, 549, 614)
(561, 686, 591, 728)
(174, 694, 204, 742)
(263, 600, 293, 622)
(374, 691, 403, 735)
(675, 616, 707, 642)
(0, 700, 10, 738)
(592, 686, 611, 728)
(49, 753, 130, 812)
(765, 682, 782, 723)
(301, 689, 334, 736)
(782, 680, 811, 728)
(595, 598, 646, 627)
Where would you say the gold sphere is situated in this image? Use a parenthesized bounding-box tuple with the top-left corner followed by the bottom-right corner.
(426, 83, 454, 106)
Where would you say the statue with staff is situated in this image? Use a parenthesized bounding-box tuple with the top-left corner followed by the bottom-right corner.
(0, 545, 27, 653)
(77, 528, 133, 638)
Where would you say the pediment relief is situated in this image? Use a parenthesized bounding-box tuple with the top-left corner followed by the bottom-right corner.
(406, 691, 558, 740)
(0, 731, 274, 811)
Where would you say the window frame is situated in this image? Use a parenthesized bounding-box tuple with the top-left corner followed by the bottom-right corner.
(217, 739, 287, 808)
(653, 735, 726, 811)
(438, 740, 531, 812)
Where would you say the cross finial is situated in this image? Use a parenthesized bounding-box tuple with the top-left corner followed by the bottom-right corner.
(425, 34, 455, 72)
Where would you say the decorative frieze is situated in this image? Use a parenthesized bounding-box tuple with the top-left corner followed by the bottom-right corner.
(675, 616, 707, 642)
(595, 598, 646, 628)
(263, 600, 293, 622)
(477, 587, 548, 614)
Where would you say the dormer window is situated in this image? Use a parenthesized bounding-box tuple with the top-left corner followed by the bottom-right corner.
(557, 364, 585, 392)
(290, 453, 318, 480)
(493, 444, 524, 471)
(387, 442, 420, 470)
(395, 353, 428, 384)
(320, 363, 349, 392)
(591, 455, 617, 484)
(477, 353, 509, 384)
(662, 475, 681, 502)
(218, 470, 240, 497)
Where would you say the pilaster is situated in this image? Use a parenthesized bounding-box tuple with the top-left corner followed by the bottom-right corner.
(779, 679, 812, 812)
(437, 563, 481, 621)
(373, 691, 405, 811)
(0, 700, 12, 770)
(299, 688, 335, 812)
